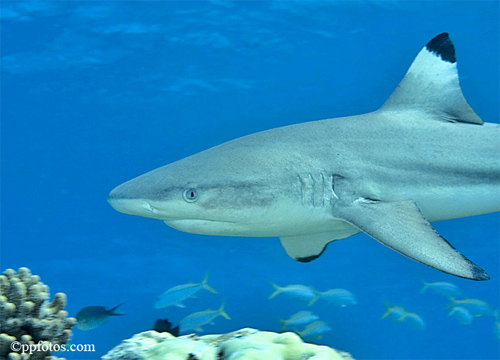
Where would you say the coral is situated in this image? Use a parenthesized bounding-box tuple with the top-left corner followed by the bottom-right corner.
(103, 327, 354, 360)
(0, 267, 76, 360)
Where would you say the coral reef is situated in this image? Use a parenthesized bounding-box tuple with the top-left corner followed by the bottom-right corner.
(0, 267, 76, 359)
(103, 327, 354, 360)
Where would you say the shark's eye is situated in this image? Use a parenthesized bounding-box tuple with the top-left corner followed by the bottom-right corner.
(183, 188, 199, 202)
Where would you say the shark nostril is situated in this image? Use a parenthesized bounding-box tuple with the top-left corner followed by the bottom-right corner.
(107, 192, 119, 204)
(108, 186, 126, 201)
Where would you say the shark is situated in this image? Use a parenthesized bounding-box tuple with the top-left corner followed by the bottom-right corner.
(108, 33, 500, 281)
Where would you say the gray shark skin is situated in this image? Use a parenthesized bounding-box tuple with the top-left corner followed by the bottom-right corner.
(108, 33, 500, 281)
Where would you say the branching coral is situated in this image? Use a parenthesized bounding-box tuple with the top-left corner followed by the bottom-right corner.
(0, 267, 76, 360)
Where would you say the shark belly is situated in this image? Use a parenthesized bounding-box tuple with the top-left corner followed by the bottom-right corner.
(165, 199, 356, 238)
(401, 184, 500, 222)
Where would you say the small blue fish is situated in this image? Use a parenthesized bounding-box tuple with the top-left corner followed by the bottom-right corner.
(154, 273, 217, 309)
(179, 301, 230, 333)
(448, 306, 474, 325)
(382, 303, 407, 320)
(446, 298, 495, 317)
(382, 303, 425, 331)
(279, 310, 319, 332)
(398, 312, 426, 331)
(269, 283, 318, 304)
(316, 288, 357, 307)
(75, 304, 124, 331)
(420, 281, 462, 299)
(297, 320, 332, 340)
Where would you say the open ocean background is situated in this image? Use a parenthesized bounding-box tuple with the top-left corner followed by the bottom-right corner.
(1, 1, 499, 359)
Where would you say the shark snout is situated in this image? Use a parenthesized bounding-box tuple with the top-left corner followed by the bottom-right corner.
(107, 185, 158, 217)
(107, 196, 154, 216)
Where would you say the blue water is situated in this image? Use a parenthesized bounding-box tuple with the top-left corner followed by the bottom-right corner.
(1, 1, 499, 359)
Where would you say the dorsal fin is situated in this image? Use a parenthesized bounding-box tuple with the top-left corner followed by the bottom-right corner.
(380, 33, 483, 125)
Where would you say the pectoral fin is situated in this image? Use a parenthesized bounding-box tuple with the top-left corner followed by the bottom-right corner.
(280, 227, 360, 262)
(335, 199, 489, 281)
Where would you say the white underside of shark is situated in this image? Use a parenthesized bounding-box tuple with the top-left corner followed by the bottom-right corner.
(108, 33, 500, 281)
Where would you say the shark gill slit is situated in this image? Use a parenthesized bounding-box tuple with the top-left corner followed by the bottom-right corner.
(298, 172, 334, 208)
(329, 174, 336, 200)
(313, 173, 324, 207)
(299, 174, 312, 207)
(298, 174, 307, 206)
(298, 174, 304, 206)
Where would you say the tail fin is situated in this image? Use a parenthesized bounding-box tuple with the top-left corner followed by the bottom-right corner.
(109, 303, 125, 316)
(269, 282, 282, 299)
(218, 301, 231, 320)
(380, 33, 483, 125)
(381, 301, 392, 319)
(381, 309, 392, 319)
(419, 281, 429, 294)
(397, 313, 408, 323)
(445, 297, 457, 310)
(308, 292, 320, 306)
(202, 273, 217, 294)
(278, 319, 287, 332)
(447, 307, 456, 317)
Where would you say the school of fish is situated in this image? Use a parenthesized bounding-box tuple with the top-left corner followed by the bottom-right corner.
(381, 281, 497, 335)
(73, 277, 498, 343)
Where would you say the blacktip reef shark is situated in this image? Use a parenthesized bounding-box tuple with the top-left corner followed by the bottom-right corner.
(108, 33, 500, 281)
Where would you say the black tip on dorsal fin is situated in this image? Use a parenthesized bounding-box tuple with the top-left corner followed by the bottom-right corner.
(425, 32, 456, 63)
(380, 33, 483, 125)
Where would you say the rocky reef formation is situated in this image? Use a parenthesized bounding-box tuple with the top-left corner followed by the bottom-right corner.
(103, 327, 354, 360)
(0, 267, 76, 360)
